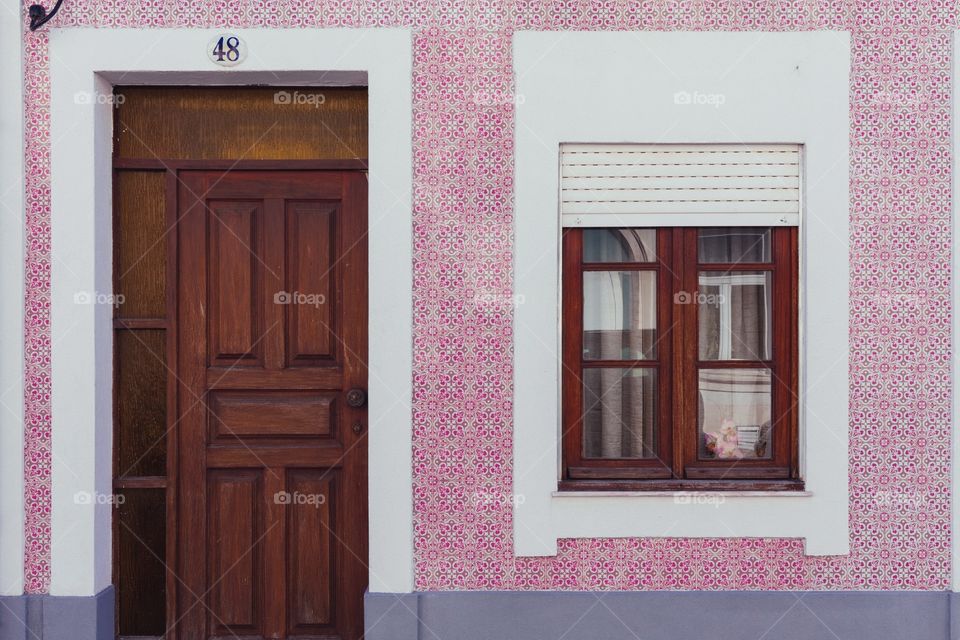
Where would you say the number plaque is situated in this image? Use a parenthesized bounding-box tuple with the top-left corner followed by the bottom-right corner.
(208, 34, 246, 67)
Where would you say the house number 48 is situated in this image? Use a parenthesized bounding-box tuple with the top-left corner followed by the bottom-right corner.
(208, 35, 247, 67)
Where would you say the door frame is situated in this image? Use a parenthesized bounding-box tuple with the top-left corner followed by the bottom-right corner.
(47, 28, 414, 597)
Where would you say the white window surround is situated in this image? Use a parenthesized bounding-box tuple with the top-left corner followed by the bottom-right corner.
(48, 28, 413, 595)
(513, 31, 850, 557)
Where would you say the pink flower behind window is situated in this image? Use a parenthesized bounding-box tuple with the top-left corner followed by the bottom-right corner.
(714, 419, 744, 459)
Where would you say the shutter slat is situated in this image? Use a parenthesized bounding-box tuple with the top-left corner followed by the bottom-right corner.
(562, 175, 800, 190)
(561, 162, 798, 178)
(562, 143, 800, 154)
(563, 188, 799, 203)
(562, 151, 799, 166)
(560, 143, 801, 227)
(562, 200, 799, 214)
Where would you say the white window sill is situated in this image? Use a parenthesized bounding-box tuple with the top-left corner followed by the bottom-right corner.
(517, 488, 847, 556)
(552, 491, 813, 498)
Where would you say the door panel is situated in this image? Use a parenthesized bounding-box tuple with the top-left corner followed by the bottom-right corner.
(209, 392, 336, 440)
(207, 470, 264, 637)
(176, 169, 367, 640)
(208, 202, 262, 364)
(286, 203, 336, 363)
(286, 469, 336, 632)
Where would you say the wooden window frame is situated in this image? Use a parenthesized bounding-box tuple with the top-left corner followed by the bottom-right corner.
(560, 227, 801, 492)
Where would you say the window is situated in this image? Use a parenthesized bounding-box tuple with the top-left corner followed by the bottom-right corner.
(561, 226, 799, 490)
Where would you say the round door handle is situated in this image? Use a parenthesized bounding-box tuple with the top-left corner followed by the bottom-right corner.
(345, 388, 367, 408)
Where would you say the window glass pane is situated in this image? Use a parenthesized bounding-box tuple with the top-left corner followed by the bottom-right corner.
(698, 369, 772, 460)
(116, 329, 167, 476)
(698, 271, 772, 361)
(583, 271, 657, 360)
(116, 488, 167, 636)
(584, 228, 656, 262)
(116, 171, 166, 318)
(583, 368, 657, 459)
(698, 227, 771, 263)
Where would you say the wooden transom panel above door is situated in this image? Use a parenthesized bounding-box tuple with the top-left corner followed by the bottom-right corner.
(175, 169, 368, 640)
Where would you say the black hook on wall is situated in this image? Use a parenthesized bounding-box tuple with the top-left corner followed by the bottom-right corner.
(28, 0, 65, 31)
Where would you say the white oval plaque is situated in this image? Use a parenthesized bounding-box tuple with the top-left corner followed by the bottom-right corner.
(207, 34, 247, 67)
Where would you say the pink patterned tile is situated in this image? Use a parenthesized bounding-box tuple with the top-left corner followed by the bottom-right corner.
(19, 0, 954, 594)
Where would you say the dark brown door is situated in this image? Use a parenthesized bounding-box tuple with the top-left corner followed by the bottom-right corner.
(174, 169, 367, 640)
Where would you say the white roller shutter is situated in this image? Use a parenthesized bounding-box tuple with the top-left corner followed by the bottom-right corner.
(560, 143, 802, 227)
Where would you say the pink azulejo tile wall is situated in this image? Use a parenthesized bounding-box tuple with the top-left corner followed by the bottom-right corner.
(21, 0, 952, 593)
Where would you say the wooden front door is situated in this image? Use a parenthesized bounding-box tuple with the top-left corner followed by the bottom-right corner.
(174, 169, 367, 640)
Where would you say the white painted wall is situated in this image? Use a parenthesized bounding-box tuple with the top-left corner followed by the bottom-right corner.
(0, 0, 25, 596)
(48, 28, 414, 595)
(513, 31, 851, 557)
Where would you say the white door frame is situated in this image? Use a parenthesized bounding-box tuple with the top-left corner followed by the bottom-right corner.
(48, 27, 414, 596)
(0, 0, 25, 597)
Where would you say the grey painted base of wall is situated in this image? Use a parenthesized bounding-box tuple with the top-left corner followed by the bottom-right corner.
(367, 590, 960, 640)
(2, 587, 957, 639)
(0, 586, 113, 640)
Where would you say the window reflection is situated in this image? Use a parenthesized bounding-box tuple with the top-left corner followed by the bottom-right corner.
(584, 228, 656, 262)
(583, 368, 658, 459)
(698, 369, 772, 460)
(698, 271, 772, 361)
(583, 271, 657, 360)
(698, 227, 771, 263)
